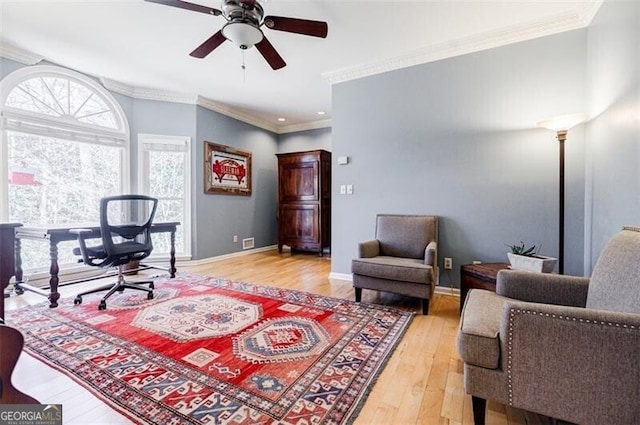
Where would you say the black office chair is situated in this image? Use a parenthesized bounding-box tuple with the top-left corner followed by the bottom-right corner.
(73, 194, 158, 310)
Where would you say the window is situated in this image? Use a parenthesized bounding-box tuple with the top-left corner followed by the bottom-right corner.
(1, 65, 129, 271)
(138, 134, 191, 258)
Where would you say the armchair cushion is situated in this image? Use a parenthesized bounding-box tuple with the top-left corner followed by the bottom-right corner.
(352, 256, 434, 284)
(376, 215, 437, 259)
(457, 289, 508, 369)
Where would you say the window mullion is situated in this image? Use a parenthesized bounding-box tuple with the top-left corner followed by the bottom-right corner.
(42, 77, 66, 116)
(18, 85, 61, 116)
(71, 92, 93, 118)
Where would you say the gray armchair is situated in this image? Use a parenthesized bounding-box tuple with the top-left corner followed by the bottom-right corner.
(457, 226, 640, 425)
(351, 214, 438, 314)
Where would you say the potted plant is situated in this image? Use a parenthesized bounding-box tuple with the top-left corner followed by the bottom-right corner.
(506, 241, 557, 273)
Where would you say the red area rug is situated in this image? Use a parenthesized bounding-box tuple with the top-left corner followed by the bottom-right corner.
(7, 274, 413, 424)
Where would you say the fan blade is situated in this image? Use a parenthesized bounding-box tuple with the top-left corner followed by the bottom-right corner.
(263, 16, 328, 38)
(145, 0, 221, 16)
(255, 37, 286, 70)
(190, 31, 227, 58)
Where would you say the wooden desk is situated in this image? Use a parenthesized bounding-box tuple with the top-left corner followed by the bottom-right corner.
(1, 223, 22, 321)
(459, 262, 510, 314)
(1, 223, 41, 404)
(14, 222, 179, 308)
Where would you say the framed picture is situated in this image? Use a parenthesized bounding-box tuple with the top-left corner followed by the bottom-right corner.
(204, 142, 252, 196)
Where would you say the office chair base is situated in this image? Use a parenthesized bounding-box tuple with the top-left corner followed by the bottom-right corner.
(74, 279, 155, 310)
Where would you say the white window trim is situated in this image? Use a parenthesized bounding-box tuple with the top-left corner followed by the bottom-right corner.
(138, 133, 192, 258)
(0, 65, 131, 220)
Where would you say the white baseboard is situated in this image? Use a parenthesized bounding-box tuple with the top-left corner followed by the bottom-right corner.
(182, 245, 278, 267)
(434, 286, 460, 296)
(329, 272, 352, 282)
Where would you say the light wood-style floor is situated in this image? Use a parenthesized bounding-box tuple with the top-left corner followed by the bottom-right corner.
(5, 250, 556, 424)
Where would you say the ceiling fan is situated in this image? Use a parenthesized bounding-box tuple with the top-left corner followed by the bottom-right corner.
(145, 0, 328, 70)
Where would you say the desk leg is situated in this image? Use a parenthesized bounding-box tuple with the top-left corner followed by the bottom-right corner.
(14, 238, 24, 295)
(169, 230, 176, 278)
(48, 240, 60, 308)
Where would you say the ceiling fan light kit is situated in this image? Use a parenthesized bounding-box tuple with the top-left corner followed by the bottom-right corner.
(222, 22, 263, 50)
(146, 0, 328, 70)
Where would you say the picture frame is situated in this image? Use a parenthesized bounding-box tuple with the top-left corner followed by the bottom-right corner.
(204, 142, 252, 196)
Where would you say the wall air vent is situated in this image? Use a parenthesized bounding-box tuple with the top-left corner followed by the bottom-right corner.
(242, 237, 255, 250)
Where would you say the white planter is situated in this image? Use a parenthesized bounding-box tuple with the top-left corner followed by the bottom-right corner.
(507, 253, 557, 273)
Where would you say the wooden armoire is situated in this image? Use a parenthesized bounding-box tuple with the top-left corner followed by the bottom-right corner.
(276, 150, 331, 255)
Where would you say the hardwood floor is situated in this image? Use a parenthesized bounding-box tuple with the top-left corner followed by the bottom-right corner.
(5, 250, 556, 424)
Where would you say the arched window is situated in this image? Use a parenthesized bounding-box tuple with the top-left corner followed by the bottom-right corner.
(1, 65, 129, 270)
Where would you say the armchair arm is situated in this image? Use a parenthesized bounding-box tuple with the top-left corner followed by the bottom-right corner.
(424, 240, 437, 266)
(358, 240, 380, 258)
(496, 270, 589, 307)
(499, 300, 640, 424)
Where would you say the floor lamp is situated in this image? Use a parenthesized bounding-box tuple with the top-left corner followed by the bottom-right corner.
(536, 113, 589, 274)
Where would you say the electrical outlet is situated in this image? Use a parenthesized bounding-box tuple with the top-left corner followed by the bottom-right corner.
(444, 257, 453, 270)
(233, 235, 238, 243)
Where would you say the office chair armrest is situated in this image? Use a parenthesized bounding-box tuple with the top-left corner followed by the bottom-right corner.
(70, 228, 108, 268)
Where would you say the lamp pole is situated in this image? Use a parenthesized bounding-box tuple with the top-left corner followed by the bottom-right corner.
(537, 113, 588, 275)
(557, 130, 567, 275)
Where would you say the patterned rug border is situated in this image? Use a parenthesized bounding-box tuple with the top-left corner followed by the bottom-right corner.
(342, 308, 414, 424)
(8, 273, 415, 424)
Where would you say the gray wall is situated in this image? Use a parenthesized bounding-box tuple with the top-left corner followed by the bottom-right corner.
(195, 106, 279, 259)
(128, 99, 197, 192)
(585, 0, 640, 272)
(0, 57, 26, 78)
(278, 127, 332, 153)
(332, 30, 588, 284)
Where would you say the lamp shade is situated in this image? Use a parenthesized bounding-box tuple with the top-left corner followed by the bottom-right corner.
(222, 22, 263, 49)
(537, 113, 589, 131)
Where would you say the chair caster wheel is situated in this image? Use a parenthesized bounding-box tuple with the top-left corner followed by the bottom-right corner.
(98, 301, 107, 310)
(117, 287, 125, 292)
(74, 296, 82, 305)
(147, 292, 154, 300)
(149, 282, 155, 290)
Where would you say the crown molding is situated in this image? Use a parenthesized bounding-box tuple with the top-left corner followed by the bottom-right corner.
(323, 5, 600, 85)
(279, 119, 332, 134)
(579, 0, 604, 26)
(100, 77, 197, 104)
(196, 96, 279, 133)
(101, 79, 287, 133)
(0, 43, 43, 65)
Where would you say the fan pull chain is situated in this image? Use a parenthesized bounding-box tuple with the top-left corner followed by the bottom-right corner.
(241, 50, 246, 84)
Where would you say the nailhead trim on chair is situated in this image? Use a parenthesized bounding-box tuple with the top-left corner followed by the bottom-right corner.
(506, 308, 638, 406)
(622, 225, 640, 232)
